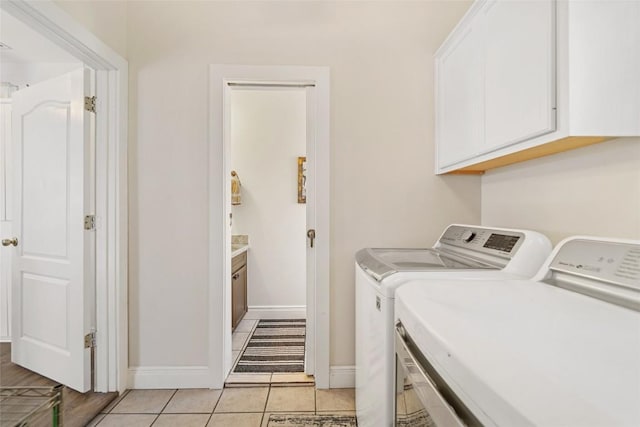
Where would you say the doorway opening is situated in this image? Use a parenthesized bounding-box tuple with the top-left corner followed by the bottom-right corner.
(209, 65, 330, 389)
(0, 0, 128, 409)
(225, 86, 311, 385)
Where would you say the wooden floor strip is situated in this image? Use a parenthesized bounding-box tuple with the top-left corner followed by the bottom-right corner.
(0, 343, 118, 427)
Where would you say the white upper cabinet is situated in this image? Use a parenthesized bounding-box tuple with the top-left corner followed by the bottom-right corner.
(436, 14, 484, 168)
(435, 0, 640, 174)
(567, 0, 640, 136)
(483, 0, 556, 153)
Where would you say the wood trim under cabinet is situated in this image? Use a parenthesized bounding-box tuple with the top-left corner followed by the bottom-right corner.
(445, 136, 611, 175)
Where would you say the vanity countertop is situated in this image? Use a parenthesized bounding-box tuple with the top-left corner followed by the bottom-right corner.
(231, 243, 249, 258)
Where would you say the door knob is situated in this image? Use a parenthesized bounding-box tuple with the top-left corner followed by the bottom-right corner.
(307, 229, 316, 248)
(2, 237, 18, 247)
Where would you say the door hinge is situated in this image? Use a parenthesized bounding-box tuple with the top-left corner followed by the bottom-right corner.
(84, 331, 96, 349)
(84, 214, 96, 230)
(84, 96, 96, 113)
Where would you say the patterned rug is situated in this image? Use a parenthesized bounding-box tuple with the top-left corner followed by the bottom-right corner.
(267, 414, 357, 427)
(234, 319, 305, 373)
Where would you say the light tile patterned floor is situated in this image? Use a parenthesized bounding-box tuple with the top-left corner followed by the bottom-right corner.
(87, 386, 355, 426)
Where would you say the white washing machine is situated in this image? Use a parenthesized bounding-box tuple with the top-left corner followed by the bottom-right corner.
(394, 236, 640, 426)
(355, 224, 552, 427)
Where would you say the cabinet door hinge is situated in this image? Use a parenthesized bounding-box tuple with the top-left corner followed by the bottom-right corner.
(84, 96, 97, 113)
(84, 214, 96, 230)
(84, 331, 96, 349)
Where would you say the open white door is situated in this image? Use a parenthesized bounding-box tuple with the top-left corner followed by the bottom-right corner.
(304, 86, 316, 375)
(9, 68, 94, 393)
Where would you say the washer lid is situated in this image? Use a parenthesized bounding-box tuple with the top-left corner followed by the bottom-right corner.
(395, 279, 640, 427)
(355, 248, 496, 281)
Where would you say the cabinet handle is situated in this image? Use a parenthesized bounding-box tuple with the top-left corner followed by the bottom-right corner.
(232, 273, 240, 280)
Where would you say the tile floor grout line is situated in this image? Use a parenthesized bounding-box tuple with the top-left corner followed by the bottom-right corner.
(228, 319, 257, 378)
(205, 411, 214, 427)
(211, 387, 222, 414)
(102, 388, 130, 414)
(148, 413, 160, 426)
(157, 389, 178, 416)
(263, 383, 272, 425)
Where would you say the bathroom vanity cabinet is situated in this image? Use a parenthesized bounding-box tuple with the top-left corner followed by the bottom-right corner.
(231, 251, 247, 331)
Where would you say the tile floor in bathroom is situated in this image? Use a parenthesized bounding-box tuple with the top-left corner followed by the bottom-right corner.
(87, 386, 356, 426)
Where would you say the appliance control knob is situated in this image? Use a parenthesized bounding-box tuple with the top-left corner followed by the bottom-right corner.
(461, 230, 476, 243)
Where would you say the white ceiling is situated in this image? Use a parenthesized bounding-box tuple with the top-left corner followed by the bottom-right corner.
(0, 10, 79, 63)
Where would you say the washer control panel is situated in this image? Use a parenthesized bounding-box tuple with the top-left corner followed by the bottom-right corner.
(550, 239, 640, 291)
(439, 225, 524, 258)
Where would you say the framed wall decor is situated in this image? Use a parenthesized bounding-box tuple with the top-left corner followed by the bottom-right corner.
(297, 156, 306, 203)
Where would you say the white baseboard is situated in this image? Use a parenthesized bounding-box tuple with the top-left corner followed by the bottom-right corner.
(329, 365, 355, 388)
(246, 305, 306, 319)
(0, 338, 11, 343)
(128, 366, 212, 389)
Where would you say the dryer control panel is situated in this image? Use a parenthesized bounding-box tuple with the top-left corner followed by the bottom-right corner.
(544, 238, 640, 312)
(438, 225, 525, 259)
(549, 239, 640, 291)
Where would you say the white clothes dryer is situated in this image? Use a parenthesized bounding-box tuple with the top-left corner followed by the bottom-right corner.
(355, 224, 552, 427)
(394, 236, 640, 426)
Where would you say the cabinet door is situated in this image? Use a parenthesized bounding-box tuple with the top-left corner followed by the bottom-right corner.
(436, 15, 485, 169)
(236, 265, 247, 320)
(232, 265, 247, 330)
(483, 0, 556, 152)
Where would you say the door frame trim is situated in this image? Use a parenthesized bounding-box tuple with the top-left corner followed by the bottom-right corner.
(0, 0, 129, 392)
(208, 65, 330, 389)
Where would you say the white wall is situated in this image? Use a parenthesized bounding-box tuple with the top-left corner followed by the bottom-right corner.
(482, 138, 640, 243)
(54, 0, 128, 59)
(126, 0, 479, 371)
(1, 62, 81, 88)
(231, 89, 306, 309)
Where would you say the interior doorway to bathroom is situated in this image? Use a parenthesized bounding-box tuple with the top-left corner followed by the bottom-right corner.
(209, 65, 330, 389)
(226, 87, 309, 384)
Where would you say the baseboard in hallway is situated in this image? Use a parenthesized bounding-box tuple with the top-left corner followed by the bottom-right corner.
(244, 306, 306, 319)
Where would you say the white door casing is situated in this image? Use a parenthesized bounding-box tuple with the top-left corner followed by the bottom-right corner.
(10, 68, 94, 393)
(210, 65, 330, 389)
(304, 85, 316, 375)
(1, 99, 13, 342)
